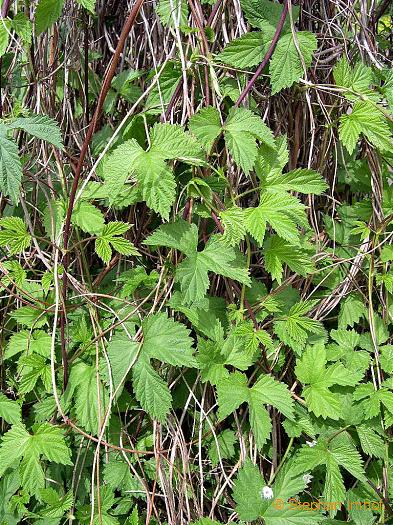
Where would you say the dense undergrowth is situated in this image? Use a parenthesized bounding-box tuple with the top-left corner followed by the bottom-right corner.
(0, 0, 393, 523)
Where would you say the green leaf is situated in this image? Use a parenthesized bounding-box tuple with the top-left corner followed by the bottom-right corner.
(104, 334, 139, 396)
(71, 201, 105, 235)
(35, 0, 65, 35)
(141, 312, 196, 367)
(139, 164, 176, 220)
(149, 122, 204, 163)
(132, 357, 172, 422)
(0, 133, 23, 203)
(294, 439, 366, 511)
(244, 192, 306, 245)
(144, 219, 198, 256)
(224, 107, 275, 174)
(145, 221, 250, 304)
(0, 19, 10, 57)
(64, 362, 108, 435)
(101, 139, 143, 203)
(95, 221, 139, 264)
(156, 0, 188, 28)
(216, 371, 293, 448)
(270, 31, 317, 94)
(10, 115, 63, 150)
(333, 57, 374, 101)
(0, 423, 71, 494)
(219, 206, 246, 246)
(217, 31, 271, 68)
(0, 217, 31, 254)
(295, 343, 359, 419)
(12, 12, 33, 46)
(75, 0, 95, 13)
(266, 168, 328, 195)
(0, 394, 21, 425)
(233, 459, 265, 521)
(264, 235, 315, 283)
(339, 100, 392, 153)
(240, 0, 295, 32)
(189, 106, 221, 152)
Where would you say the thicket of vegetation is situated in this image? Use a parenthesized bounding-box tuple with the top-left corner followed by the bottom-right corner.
(0, 0, 392, 523)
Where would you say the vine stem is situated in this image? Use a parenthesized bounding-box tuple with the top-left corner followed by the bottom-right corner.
(235, 0, 289, 107)
(60, 0, 146, 387)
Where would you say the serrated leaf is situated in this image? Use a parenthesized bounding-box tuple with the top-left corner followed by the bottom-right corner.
(189, 106, 221, 152)
(264, 235, 315, 283)
(339, 100, 392, 153)
(218, 31, 271, 68)
(0, 133, 22, 203)
(76, 0, 95, 13)
(71, 201, 105, 235)
(270, 31, 317, 94)
(141, 312, 196, 367)
(10, 115, 63, 150)
(267, 168, 327, 195)
(35, 0, 64, 35)
(0, 394, 21, 425)
(0, 217, 31, 254)
(132, 357, 172, 422)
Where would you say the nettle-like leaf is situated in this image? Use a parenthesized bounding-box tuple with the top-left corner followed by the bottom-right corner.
(0, 114, 63, 203)
(354, 382, 393, 427)
(101, 123, 204, 218)
(0, 217, 31, 254)
(333, 57, 376, 101)
(293, 437, 366, 514)
(131, 312, 196, 421)
(218, 31, 273, 69)
(269, 31, 317, 94)
(244, 192, 307, 245)
(295, 343, 361, 419)
(233, 458, 321, 523)
(95, 221, 139, 264)
(216, 371, 294, 448)
(0, 394, 21, 425)
(156, 0, 188, 28)
(264, 235, 315, 283)
(197, 323, 260, 384)
(0, 128, 22, 203)
(189, 106, 275, 173)
(339, 100, 392, 154)
(145, 219, 251, 304)
(64, 361, 108, 435)
(274, 300, 324, 352)
(35, 0, 64, 35)
(71, 201, 105, 235)
(9, 115, 63, 150)
(0, 423, 72, 495)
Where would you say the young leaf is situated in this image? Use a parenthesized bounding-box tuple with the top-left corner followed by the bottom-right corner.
(0, 217, 31, 254)
(95, 221, 139, 264)
(295, 343, 360, 419)
(339, 100, 392, 153)
(71, 201, 105, 235)
(263, 235, 315, 283)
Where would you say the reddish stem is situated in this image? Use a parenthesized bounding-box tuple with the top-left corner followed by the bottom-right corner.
(235, 0, 289, 107)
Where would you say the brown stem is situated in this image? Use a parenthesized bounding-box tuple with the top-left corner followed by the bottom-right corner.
(235, 0, 289, 107)
(60, 0, 146, 387)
